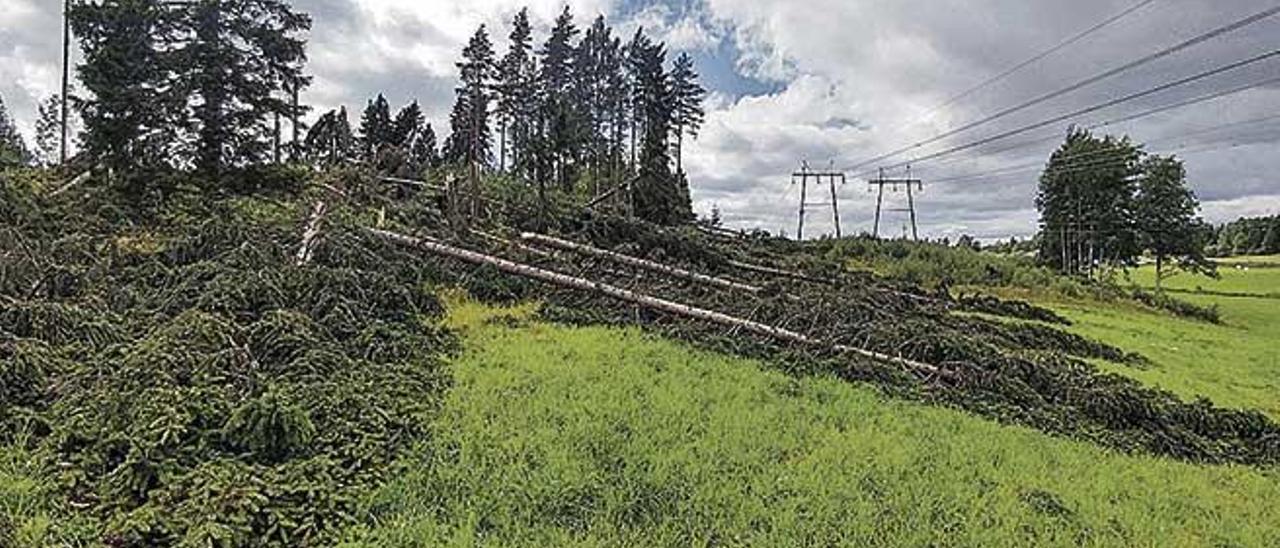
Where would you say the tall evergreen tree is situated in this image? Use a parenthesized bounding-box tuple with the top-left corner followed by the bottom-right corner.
(623, 29, 650, 172)
(631, 37, 689, 225)
(539, 6, 580, 189)
(496, 8, 535, 175)
(0, 93, 31, 168)
(447, 26, 495, 168)
(70, 0, 178, 174)
(1036, 128, 1142, 275)
(34, 95, 65, 166)
(669, 52, 705, 176)
(1135, 154, 1214, 289)
(390, 101, 423, 149)
(410, 122, 438, 172)
(359, 94, 393, 160)
(181, 0, 311, 174)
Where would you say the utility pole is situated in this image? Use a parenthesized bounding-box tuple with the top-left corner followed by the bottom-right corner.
(868, 166, 923, 240)
(792, 160, 845, 240)
(60, 0, 71, 164)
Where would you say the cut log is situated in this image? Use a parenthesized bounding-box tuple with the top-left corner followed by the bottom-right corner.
(584, 176, 637, 210)
(521, 232, 762, 294)
(295, 201, 327, 266)
(726, 259, 833, 285)
(369, 227, 946, 379)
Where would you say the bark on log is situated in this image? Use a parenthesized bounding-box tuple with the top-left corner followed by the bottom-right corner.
(521, 232, 762, 294)
(381, 176, 447, 192)
(295, 201, 327, 266)
(369, 227, 946, 379)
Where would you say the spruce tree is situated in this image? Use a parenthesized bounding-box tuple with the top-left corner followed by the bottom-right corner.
(539, 6, 580, 189)
(447, 26, 495, 168)
(390, 101, 423, 149)
(411, 122, 438, 172)
(669, 52, 705, 176)
(496, 8, 534, 175)
(181, 0, 311, 174)
(631, 37, 689, 225)
(359, 94, 393, 160)
(70, 0, 177, 174)
(34, 96, 66, 167)
(0, 93, 31, 168)
(303, 106, 354, 166)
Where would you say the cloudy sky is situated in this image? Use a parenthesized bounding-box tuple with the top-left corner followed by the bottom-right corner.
(3, 0, 1278, 239)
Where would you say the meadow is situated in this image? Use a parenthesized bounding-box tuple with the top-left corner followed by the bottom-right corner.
(342, 299, 1280, 547)
(1023, 258, 1279, 419)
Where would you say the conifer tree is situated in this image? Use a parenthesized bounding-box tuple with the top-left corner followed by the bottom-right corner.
(496, 8, 534, 175)
(34, 96, 69, 167)
(70, 0, 177, 174)
(359, 94, 393, 160)
(539, 6, 580, 189)
(411, 122, 439, 172)
(182, 0, 311, 174)
(669, 52, 705, 176)
(0, 93, 32, 168)
(303, 106, 354, 166)
(446, 26, 495, 168)
(631, 37, 689, 225)
(390, 101, 422, 149)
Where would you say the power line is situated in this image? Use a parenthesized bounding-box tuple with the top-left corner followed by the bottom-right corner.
(846, 4, 1280, 172)
(922, 74, 1280, 171)
(913, 0, 1159, 124)
(856, 47, 1280, 178)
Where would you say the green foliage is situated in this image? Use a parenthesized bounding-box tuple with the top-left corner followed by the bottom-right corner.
(0, 173, 452, 544)
(1210, 215, 1280, 257)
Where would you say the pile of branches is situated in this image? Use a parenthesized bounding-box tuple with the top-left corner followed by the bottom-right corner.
(1, 177, 453, 546)
(375, 210, 1279, 467)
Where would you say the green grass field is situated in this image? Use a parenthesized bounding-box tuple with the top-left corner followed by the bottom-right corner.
(1016, 258, 1278, 419)
(341, 300, 1280, 547)
(1126, 260, 1280, 297)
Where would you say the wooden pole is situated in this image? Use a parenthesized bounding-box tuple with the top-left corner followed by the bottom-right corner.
(369, 228, 946, 378)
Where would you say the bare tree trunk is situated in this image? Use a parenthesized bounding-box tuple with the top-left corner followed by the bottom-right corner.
(520, 232, 761, 294)
(295, 201, 327, 266)
(369, 228, 947, 379)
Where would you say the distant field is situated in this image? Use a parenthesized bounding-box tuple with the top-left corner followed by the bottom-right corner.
(1016, 257, 1279, 419)
(1126, 257, 1280, 297)
(342, 301, 1280, 546)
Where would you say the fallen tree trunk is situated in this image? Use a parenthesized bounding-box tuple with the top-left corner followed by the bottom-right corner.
(295, 201, 328, 266)
(49, 169, 94, 198)
(520, 232, 762, 295)
(584, 177, 636, 210)
(369, 227, 946, 379)
(726, 259, 833, 285)
(381, 176, 447, 192)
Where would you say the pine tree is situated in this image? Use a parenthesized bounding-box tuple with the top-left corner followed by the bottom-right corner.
(496, 8, 534, 175)
(181, 0, 311, 174)
(359, 94, 393, 160)
(669, 52, 705, 176)
(34, 95, 64, 166)
(0, 92, 31, 168)
(446, 26, 495, 168)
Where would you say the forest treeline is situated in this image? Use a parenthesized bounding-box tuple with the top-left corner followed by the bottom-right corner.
(0, 2, 705, 226)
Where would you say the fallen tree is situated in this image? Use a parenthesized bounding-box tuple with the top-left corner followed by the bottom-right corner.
(369, 227, 947, 379)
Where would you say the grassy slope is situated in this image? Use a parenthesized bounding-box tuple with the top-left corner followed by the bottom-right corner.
(1003, 260, 1279, 419)
(345, 301, 1280, 547)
